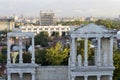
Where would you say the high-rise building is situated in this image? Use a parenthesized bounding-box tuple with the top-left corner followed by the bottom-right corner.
(39, 11, 55, 26)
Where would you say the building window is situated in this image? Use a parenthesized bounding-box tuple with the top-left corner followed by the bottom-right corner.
(50, 28, 54, 30)
(67, 28, 69, 30)
(61, 28, 65, 30)
(28, 28, 31, 30)
(45, 28, 48, 30)
(39, 28, 43, 30)
(34, 28, 37, 30)
(22, 29, 26, 30)
(56, 28, 59, 30)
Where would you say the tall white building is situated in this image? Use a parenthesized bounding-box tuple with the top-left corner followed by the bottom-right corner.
(40, 11, 55, 26)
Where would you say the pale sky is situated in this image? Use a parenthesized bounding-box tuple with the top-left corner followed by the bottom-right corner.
(0, 0, 120, 18)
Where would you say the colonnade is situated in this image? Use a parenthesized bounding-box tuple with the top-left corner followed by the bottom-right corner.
(7, 36, 35, 64)
(70, 37, 114, 67)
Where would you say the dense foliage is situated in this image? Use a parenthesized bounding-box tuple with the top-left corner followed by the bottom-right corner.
(35, 31, 49, 47)
(58, 19, 120, 30)
(46, 42, 69, 65)
(113, 50, 120, 80)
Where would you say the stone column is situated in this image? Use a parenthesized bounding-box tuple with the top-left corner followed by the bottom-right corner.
(84, 75, 88, 80)
(78, 54, 82, 66)
(95, 47, 97, 66)
(19, 37, 23, 63)
(71, 76, 75, 80)
(97, 75, 101, 80)
(32, 73, 35, 80)
(70, 37, 76, 67)
(32, 37, 35, 64)
(110, 37, 114, 66)
(7, 73, 11, 80)
(84, 37, 88, 66)
(7, 36, 11, 64)
(19, 73, 23, 80)
(109, 75, 113, 80)
(97, 37, 101, 66)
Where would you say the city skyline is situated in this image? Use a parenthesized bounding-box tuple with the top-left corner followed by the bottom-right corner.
(0, 0, 120, 18)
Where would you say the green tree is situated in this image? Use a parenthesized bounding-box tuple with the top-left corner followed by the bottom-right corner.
(95, 19, 114, 29)
(35, 31, 49, 47)
(35, 49, 48, 65)
(113, 50, 120, 80)
(1, 46, 7, 54)
(23, 52, 31, 63)
(0, 52, 7, 64)
(46, 42, 69, 65)
(77, 39, 93, 60)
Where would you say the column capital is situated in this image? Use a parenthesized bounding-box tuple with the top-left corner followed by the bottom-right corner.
(31, 72, 35, 75)
(97, 75, 101, 77)
(84, 36, 88, 39)
(109, 75, 113, 77)
(110, 36, 114, 39)
(71, 37, 75, 39)
(19, 72, 23, 75)
(97, 37, 101, 39)
(84, 75, 88, 77)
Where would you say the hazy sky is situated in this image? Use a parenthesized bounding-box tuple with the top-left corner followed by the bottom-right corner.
(0, 0, 120, 17)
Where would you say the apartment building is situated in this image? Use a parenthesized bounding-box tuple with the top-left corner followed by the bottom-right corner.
(21, 25, 70, 36)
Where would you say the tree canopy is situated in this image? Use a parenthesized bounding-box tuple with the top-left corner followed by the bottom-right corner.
(45, 42, 69, 65)
(35, 31, 49, 47)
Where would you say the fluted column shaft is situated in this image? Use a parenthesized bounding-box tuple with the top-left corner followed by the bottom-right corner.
(19, 37, 23, 63)
(70, 37, 76, 67)
(32, 37, 35, 64)
(84, 37, 88, 66)
(110, 37, 113, 66)
(32, 73, 35, 80)
(7, 36, 11, 64)
(97, 37, 101, 66)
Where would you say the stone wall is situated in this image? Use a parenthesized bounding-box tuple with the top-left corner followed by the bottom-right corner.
(36, 66, 68, 80)
(10, 66, 109, 80)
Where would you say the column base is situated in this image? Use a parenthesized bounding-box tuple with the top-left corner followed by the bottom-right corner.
(84, 61, 88, 66)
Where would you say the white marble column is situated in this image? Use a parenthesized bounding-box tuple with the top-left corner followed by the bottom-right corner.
(94, 47, 97, 66)
(19, 37, 23, 63)
(78, 54, 82, 66)
(84, 37, 88, 66)
(7, 73, 11, 80)
(7, 36, 11, 64)
(109, 75, 113, 80)
(32, 73, 35, 80)
(19, 73, 23, 80)
(71, 76, 75, 80)
(97, 37, 101, 66)
(70, 37, 77, 67)
(84, 75, 88, 80)
(97, 75, 101, 80)
(110, 37, 114, 66)
(32, 37, 35, 64)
